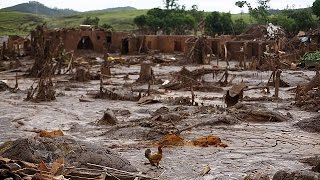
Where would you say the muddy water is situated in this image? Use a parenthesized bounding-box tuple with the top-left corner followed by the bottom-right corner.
(0, 62, 319, 179)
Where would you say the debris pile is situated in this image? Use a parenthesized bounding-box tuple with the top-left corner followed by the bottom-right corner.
(0, 136, 139, 179)
(295, 71, 320, 111)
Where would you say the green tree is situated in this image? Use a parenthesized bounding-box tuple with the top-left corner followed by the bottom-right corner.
(236, 0, 270, 24)
(235, 1, 247, 18)
(165, 13, 195, 34)
(133, 15, 147, 29)
(189, 5, 205, 34)
(312, 0, 320, 18)
(285, 10, 316, 31)
(234, 19, 248, 34)
(101, 24, 113, 30)
(133, 6, 197, 35)
(269, 15, 297, 34)
(163, 0, 179, 9)
(82, 16, 100, 26)
(205, 12, 234, 35)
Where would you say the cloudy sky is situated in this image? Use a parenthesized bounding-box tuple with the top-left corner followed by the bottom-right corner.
(0, 0, 315, 13)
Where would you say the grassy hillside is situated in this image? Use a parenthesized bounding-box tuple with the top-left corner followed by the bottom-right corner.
(1, 1, 78, 17)
(0, 9, 252, 36)
(0, 11, 46, 35)
(48, 9, 148, 31)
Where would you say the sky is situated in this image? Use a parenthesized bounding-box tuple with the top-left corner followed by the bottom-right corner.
(0, 0, 315, 13)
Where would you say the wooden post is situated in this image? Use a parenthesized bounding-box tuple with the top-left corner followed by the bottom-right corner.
(274, 70, 281, 98)
(191, 84, 195, 105)
(216, 41, 220, 66)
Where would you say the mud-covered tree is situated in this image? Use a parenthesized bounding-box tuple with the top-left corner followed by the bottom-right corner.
(312, 0, 320, 18)
(205, 12, 234, 35)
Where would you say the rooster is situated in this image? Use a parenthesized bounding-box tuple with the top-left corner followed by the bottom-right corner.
(145, 146, 163, 168)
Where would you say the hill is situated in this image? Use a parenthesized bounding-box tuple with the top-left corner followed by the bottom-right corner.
(87, 6, 137, 13)
(1, 1, 78, 17)
(48, 9, 148, 31)
(0, 11, 46, 35)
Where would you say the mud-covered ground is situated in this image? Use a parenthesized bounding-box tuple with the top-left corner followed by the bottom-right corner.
(0, 56, 319, 179)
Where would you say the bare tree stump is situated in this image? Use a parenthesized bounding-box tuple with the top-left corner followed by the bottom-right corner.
(74, 67, 90, 82)
(101, 64, 111, 78)
(137, 63, 154, 83)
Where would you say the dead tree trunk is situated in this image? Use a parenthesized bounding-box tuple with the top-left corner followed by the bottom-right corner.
(137, 63, 154, 83)
(26, 39, 56, 102)
(1, 42, 5, 60)
(274, 70, 281, 98)
(100, 63, 111, 79)
(29, 25, 47, 77)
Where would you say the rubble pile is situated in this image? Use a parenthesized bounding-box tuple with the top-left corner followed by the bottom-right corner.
(0, 136, 139, 179)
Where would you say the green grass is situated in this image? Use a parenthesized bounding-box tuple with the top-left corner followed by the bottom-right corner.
(0, 10, 253, 36)
(231, 14, 252, 23)
(0, 11, 46, 36)
(47, 9, 148, 31)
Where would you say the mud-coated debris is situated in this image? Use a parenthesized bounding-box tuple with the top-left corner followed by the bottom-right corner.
(73, 66, 90, 82)
(79, 95, 94, 102)
(200, 164, 211, 176)
(294, 115, 320, 133)
(192, 135, 228, 148)
(0, 81, 9, 91)
(244, 172, 270, 180)
(225, 82, 247, 107)
(97, 109, 118, 125)
(273, 170, 320, 180)
(313, 162, 320, 173)
(137, 95, 159, 105)
(151, 113, 184, 122)
(151, 106, 170, 116)
(159, 133, 185, 146)
(0, 136, 137, 172)
(38, 130, 64, 138)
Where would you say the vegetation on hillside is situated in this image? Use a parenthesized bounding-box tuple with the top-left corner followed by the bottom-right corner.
(0, 0, 319, 36)
(1, 1, 77, 17)
(0, 11, 45, 35)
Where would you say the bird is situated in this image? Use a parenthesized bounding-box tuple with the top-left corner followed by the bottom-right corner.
(145, 146, 163, 168)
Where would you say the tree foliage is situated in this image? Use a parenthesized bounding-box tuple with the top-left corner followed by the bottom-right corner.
(163, 0, 179, 9)
(312, 0, 320, 18)
(234, 19, 248, 34)
(82, 16, 100, 26)
(133, 7, 199, 35)
(236, 0, 270, 24)
(284, 10, 316, 31)
(205, 12, 234, 35)
(269, 15, 297, 35)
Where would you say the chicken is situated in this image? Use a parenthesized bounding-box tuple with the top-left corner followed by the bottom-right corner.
(145, 146, 163, 168)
